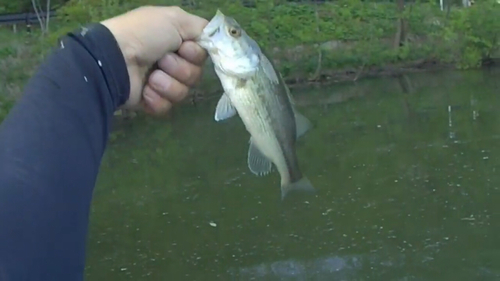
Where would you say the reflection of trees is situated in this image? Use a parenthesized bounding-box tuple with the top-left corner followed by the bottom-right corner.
(397, 74, 416, 124)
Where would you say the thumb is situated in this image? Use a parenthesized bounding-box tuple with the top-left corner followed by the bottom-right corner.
(100, 6, 209, 108)
(167, 6, 209, 41)
(101, 6, 208, 64)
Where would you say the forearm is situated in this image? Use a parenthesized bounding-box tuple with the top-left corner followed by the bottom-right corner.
(0, 24, 129, 280)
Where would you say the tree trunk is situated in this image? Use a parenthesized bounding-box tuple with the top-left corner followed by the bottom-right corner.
(31, 0, 46, 34)
(310, 0, 323, 81)
(45, 0, 51, 33)
(393, 0, 407, 49)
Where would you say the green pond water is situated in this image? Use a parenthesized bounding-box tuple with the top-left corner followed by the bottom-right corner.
(85, 68, 500, 281)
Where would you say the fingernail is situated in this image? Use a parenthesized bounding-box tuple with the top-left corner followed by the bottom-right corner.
(184, 44, 197, 58)
(166, 53, 178, 65)
(150, 71, 171, 92)
(160, 53, 178, 73)
(180, 42, 207, 65)
(144, 90, 155, 103)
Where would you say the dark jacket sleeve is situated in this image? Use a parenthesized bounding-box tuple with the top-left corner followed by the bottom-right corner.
(0, 24, 130, 281)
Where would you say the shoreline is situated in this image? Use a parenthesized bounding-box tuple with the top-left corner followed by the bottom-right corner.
(1, 31, 498, 121)
(182, 58, 499, 106)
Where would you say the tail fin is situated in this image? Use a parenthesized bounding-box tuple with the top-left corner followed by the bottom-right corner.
(281, 177, 316, 200)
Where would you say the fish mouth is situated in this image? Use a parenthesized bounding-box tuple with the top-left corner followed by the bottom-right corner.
(196, 10, 225, 49)
(202, 9, 225, 37)
(207, 27, 219, 37)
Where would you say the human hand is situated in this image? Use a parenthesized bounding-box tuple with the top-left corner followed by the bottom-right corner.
(101, 6, 208, 114)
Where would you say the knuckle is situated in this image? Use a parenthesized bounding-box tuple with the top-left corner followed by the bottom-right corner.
(187, 66, 202, 85)
(177, 83, 190, 99)
(171, 6, 185, 12)
(183, 65, 194, 82)
(167, 6, 185, 16)
(136, 5, 154, 14)
(164, 79, 188, 103)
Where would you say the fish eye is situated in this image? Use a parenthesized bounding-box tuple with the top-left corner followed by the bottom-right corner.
(228, 27, 241, 37)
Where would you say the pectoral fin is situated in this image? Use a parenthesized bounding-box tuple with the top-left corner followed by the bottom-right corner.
(214, 93, 237, 122)
(247, 138, 272, 176)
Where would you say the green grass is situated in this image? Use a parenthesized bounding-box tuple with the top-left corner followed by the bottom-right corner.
(0, 0, 499, 123)
(0, 27, 40, 99)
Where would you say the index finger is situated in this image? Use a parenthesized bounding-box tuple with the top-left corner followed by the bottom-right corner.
(177, 41, 207, 66)
(168, 7, 208, 41)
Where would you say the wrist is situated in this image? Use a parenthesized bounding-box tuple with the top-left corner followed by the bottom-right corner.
(67, 23, 130, 109)
(100, 20, 145, 108)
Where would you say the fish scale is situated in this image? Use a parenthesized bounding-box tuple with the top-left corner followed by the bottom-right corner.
(232, 76, 289, 180)
(196, 9, 316, 199)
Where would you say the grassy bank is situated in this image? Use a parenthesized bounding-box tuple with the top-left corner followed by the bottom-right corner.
(1, 0, 499, 120)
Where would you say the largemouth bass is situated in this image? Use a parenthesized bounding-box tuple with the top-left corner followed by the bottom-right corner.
(196, 10, 315, 199)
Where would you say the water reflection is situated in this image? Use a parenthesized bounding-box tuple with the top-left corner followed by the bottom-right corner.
(87, 68, 500, 280)
(228, 253, 499, 280)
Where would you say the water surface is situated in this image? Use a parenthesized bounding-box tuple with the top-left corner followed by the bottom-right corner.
(86, 68, 500, 280)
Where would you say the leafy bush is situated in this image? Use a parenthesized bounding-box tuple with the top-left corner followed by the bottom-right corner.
(0, 0, 498, 123)
(0, 98, 15, 122)
(32, 0, 496, 71)
(441, 0, 500, 68)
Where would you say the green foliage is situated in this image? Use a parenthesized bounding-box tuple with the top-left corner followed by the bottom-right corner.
(22, 0, 498, 72)
(440, 0, 500, 68)
(0, 0, 498, 116)
(0, 0, 33, 13)
(0, 98, 15, 122)
(0, 0, 69, 13)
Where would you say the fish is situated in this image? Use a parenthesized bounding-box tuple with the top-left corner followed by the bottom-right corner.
(196, 10, 315, 199)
